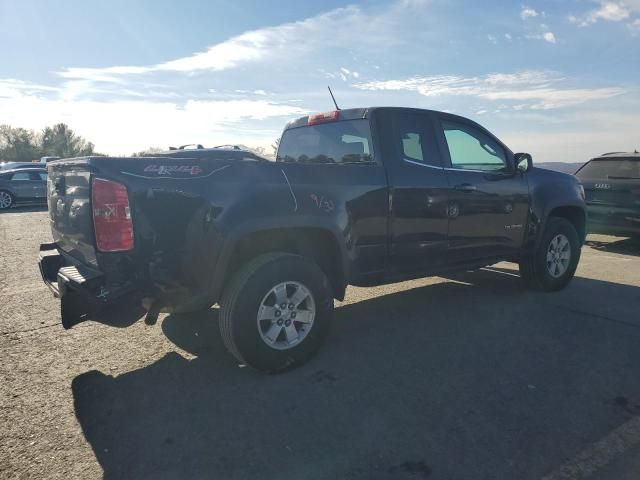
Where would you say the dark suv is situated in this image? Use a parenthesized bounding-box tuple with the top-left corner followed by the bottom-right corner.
(575, 152, 640, 238)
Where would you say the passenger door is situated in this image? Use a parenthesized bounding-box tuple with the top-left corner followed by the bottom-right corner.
(379, 109, 450, 275)
(434, 114, 529, 263)
(9, 171, 39, 199)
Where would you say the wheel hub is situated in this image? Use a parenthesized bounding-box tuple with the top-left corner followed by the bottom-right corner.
(546, 234, 571, 278)
(0, 192, 11, 209)
(257, 281, 316, 350)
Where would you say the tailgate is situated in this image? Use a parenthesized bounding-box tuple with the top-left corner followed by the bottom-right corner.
(47, 160, 98, 266)
(582, 179, 640, 207)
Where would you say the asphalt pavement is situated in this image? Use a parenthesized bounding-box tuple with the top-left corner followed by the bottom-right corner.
(1, 207, 639, 479)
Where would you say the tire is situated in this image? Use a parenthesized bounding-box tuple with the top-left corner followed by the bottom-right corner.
(519, 217, 581, 291)
(0, 190, 14, 210)
(219, 253, 333, 373)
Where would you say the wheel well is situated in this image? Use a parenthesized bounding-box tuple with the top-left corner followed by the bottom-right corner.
(548, 206, 586, 241)
(223, 228, 346, 300)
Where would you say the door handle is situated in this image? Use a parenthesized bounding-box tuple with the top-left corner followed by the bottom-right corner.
(454, 183, 477, 192)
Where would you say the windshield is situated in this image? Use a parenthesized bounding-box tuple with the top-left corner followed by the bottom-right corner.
(576, 158, 640, 179)
(277, 119, 373, 164)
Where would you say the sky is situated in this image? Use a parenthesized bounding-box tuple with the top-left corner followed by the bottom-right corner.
(0, 0, 639, 161)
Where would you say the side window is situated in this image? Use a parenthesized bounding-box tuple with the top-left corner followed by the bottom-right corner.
(395, 114, 441, 167)
(10, 172, 31, 181)
(31, 172, 47, 181)
(442, 121, 507, 172)
(402, 133, 423, 162)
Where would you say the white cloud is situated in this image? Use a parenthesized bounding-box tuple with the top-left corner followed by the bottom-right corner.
(0, 79, 59, 99)
(521, 7, 539, 19)
(628, 17, 640, 33)
(504, 33, 513, 41)
(572, 1, 632, 27)
(56, 1, 425, 85)
(0, 93, 305, 154)
(354, 70, 624, 110)
(487, 34, 498, 44)
(525, 31, 558, 43)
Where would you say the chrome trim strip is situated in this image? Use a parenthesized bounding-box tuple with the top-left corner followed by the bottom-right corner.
(444, 167, 505, 174)
(402, 158, 444, 170)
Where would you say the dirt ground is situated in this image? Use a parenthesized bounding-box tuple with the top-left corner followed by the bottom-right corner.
(1, 207, 640, 480)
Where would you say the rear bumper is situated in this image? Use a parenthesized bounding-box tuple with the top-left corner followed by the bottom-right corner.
(38, 243, 145, 329)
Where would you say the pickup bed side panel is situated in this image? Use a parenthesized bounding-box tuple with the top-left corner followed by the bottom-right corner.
(46, 149, 390, 314)
(210, 161, 390, 301)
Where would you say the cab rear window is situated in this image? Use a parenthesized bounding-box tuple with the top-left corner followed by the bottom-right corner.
(277, 119, 373, 164)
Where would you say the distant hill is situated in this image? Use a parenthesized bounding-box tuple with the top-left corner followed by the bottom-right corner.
(536, 162, 584, 174)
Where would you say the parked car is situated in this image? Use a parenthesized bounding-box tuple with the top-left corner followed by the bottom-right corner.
(0, 162, 47, 171)
(38, 107, 586, 372)
(0, 167, 48, 209)
(575, 152, 640, 238)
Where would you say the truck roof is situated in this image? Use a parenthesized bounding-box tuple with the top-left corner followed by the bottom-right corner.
(283, 106, 472, 130)
(595, 151, 640, 159)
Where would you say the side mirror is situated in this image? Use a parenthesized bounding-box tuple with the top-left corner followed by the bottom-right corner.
(515, 153, 533, 173)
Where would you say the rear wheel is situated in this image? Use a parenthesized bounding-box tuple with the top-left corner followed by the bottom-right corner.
(219, 253, 333, 373)
(519, 217, 581, 291)
(0, 190, 13, 210)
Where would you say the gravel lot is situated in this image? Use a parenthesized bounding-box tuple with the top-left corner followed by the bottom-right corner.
(1, 207, 640, 480)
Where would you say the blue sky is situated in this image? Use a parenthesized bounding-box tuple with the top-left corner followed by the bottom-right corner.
(0, 0, 638, 161)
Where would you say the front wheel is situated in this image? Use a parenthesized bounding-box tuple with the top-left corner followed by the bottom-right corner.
(519, 217, 581, 291)
(219, 253, 333, 373)
(0, 190, 14, 210)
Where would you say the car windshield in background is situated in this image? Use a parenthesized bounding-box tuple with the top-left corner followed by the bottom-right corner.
(577, 158, 640, 179)
(277, 119, 373, 164)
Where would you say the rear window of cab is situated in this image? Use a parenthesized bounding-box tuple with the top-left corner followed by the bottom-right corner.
(277, 119, 373, 164)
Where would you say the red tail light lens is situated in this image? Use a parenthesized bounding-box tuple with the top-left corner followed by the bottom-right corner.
(91, 177, 134, 252)
(307, 110, 339, 125)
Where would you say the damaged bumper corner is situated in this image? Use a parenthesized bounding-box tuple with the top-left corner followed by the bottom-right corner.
(38, 243, 146, 329)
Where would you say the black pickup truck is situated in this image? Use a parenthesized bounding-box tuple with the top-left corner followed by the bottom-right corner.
(38, 107, 586, 372)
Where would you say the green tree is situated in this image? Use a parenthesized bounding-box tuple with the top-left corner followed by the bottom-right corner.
(131, 147, 163, 157)
(40, 123, 95, 158)
(271, 137, 280, 157)
(0, 125, 39, 162)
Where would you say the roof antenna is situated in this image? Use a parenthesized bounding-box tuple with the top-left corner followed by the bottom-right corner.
(328, 85, 341, 111)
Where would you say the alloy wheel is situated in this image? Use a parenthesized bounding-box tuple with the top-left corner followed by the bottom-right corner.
(546, 233, 571, 278)
(256, 281, 316, 350)
(0, 191, 12, 209)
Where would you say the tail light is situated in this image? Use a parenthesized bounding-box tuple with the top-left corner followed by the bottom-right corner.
(307, 110, 339, 125)
(91, 177, 134, 252)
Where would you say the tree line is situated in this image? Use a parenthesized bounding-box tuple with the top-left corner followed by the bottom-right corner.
(1, 122, 283, 162)
(0, 123, 96, 162)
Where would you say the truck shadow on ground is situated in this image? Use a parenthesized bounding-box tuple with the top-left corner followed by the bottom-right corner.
(72, 269, 640, 480)
(585, 236, 640, 257)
